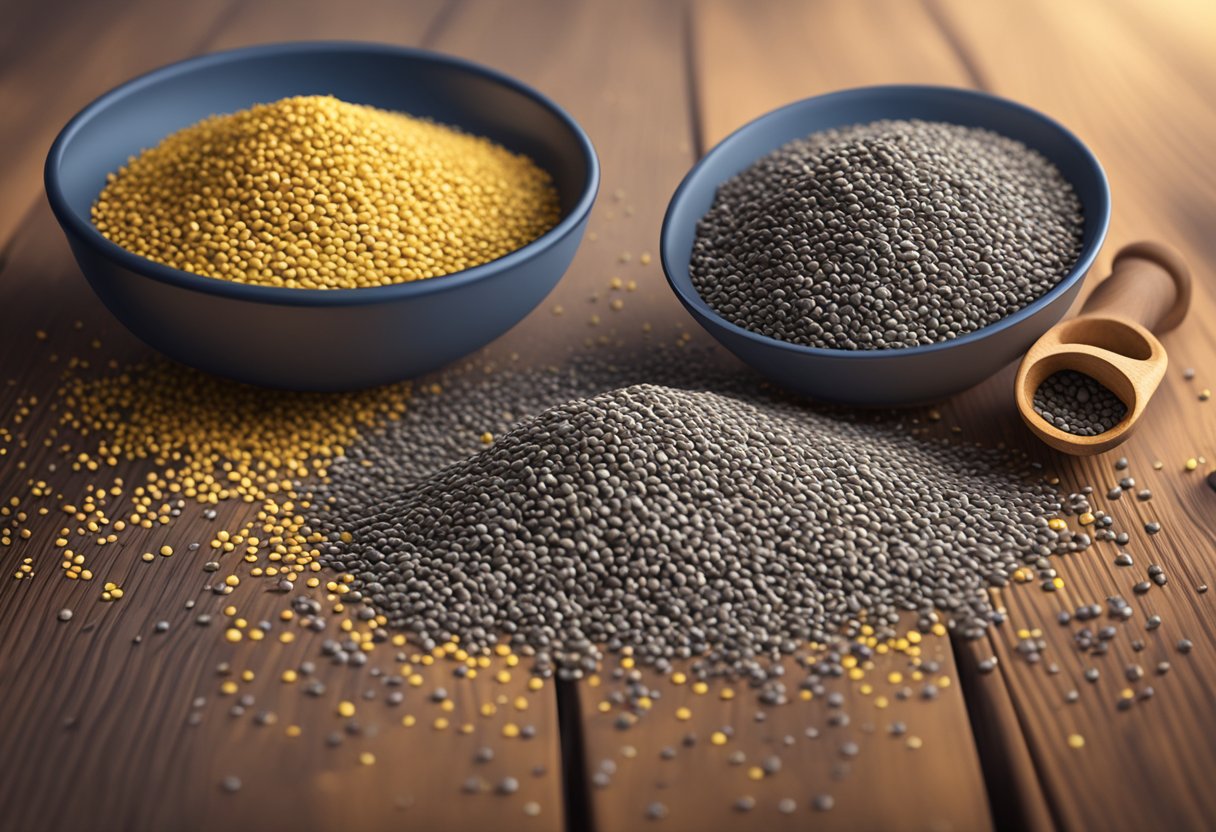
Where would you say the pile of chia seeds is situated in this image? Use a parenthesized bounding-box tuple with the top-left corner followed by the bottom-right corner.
(1033, 369, 1127, 436)
(690, 119, 1084, 350)
(312, 351, 1088, 679)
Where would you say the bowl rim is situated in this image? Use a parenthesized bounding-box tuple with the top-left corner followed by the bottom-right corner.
(45, 40, 600, 308)
(661, 84, 1111, 361)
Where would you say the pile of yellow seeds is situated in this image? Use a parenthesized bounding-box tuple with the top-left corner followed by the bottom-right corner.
(92, 95, 560, 289)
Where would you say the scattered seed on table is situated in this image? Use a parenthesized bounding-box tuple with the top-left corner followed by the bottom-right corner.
(221, 776, 241, 793)
(1178, 639, 1193, 654)
(57, 609, 72, 622)
(777, 798, 797, 814)
(646, 802, 668, 820)
(734, 796, 755, 812)
(1115, 553, 1134, 567)
(813, 794, 835, 812)
(1145, 522, 1161, 534)
(1136, 489, 1152, 501)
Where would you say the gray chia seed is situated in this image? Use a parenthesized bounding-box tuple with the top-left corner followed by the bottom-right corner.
(1032, 370, 1127, 436)
(690, 119, 1083, 350)
(310, 350, 1085, 678)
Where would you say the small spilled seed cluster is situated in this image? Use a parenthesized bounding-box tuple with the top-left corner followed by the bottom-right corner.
(92, 95, 559, 289)
(691, 119, 1084, 350)
(1033, 369, 1128, 436)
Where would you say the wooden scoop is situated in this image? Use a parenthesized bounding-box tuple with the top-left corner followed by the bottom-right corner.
(1015, 241, 1192, 455)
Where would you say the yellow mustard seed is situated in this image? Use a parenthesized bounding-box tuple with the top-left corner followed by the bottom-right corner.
(1068, 733, 1085, 749)
(92, 96, 559, 290)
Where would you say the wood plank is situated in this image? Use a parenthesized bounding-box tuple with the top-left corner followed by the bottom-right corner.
(694, 0, 971, 147)
(924, 0, 1216, 829)
(1102, 0, 1216, 106)
(0, 0, 240, 250)
(0, 2, 567, 830)
(578, 624, 992, 830)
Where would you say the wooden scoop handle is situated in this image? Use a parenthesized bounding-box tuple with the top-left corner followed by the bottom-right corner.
(1078, 241, 1192, 333)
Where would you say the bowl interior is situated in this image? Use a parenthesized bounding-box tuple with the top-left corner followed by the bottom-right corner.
(662, 86, 1110, 355)
(52, 43, 592, 246)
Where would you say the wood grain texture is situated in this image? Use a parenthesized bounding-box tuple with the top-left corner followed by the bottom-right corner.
(929, 1, 1216, 830)
(0, 0, 241, 250)
(579, 627, 992, 831)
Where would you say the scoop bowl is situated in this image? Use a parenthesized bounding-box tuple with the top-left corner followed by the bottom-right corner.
(661, 85, 1110, 405)
(46, 42, 599, 390)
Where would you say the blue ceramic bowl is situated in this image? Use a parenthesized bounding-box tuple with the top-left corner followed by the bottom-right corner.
(46, 42, 598, 390)
(662, 86, 1110, 405)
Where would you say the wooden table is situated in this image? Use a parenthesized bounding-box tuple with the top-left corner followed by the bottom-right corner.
(1, 1, 1213, 830)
